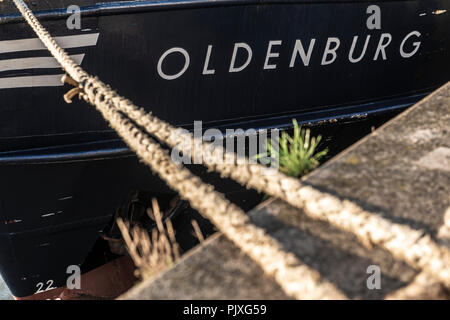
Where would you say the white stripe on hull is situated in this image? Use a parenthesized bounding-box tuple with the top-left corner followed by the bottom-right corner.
(0, 33, 99, 54)
(0, 54, 85, 72)
(0, 75, 64, 89)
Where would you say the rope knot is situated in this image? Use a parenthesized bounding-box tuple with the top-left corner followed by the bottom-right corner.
(61, 74, 82, 103)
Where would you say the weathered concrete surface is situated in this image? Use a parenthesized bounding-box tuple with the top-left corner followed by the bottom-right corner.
(121, 83, 450, 300)
(122, 233, 291, 300)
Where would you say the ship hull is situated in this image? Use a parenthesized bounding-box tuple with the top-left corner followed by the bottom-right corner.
(0, 0, 448, 297)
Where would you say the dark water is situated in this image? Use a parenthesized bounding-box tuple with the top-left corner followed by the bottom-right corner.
(311, 112, 401, 161)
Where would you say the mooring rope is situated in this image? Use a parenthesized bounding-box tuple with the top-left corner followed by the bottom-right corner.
(12, 0, 346, 299)
(114, 83, 450, 289)
(12, 0, 450, 291)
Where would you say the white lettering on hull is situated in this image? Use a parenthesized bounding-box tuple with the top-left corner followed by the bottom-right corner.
(349, 35, 371, 63)
(229, 43, 253, 73)
(202, 45, 215, 75)
(374, 33, 393, 60)
(289, 39, 316, 67)
(321, 37, 341, 65)
(264, 40, 282, 70)
(400, 31, 422, 58)
(157, 47, 190, 80)
(157, 31, 422, 80)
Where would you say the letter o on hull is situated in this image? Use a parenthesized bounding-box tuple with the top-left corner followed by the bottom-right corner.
(157, 47, 190, 80)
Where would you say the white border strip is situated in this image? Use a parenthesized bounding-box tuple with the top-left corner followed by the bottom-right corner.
(0, 33, 99, 54)
(0, 54, 85, 72)
(0, 74, 64, 89)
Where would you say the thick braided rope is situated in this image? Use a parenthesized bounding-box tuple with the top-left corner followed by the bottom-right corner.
(12, 0, 346, 299)
(79, 77, 349, 300)
(13, 0, 450, 288)
(101, 81, 450, 287)
(12, 0, 88, 83)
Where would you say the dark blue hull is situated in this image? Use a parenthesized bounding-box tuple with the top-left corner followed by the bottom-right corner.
(0, 0, 448, 297)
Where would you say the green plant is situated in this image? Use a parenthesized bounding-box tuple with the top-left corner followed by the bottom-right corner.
(258, 119, 328, 178)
